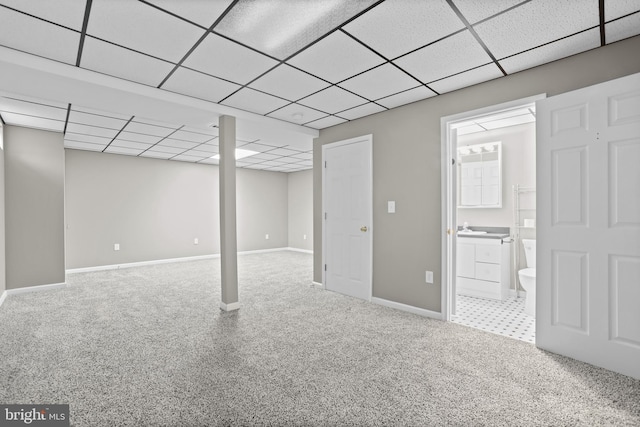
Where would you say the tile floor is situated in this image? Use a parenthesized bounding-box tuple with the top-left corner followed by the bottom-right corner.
(452, 294, 536, 344)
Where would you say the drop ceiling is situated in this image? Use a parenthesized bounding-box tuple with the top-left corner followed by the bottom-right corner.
(0, 0, 638, 172)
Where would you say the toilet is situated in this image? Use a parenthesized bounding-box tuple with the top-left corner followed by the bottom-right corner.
(518, 239, 536, 317)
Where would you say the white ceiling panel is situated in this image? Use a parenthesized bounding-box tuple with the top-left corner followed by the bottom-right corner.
(123, 121, 176, 137)
(499, 29, 600, 74)
(157, 139, 199, 150)
(64, 133, 112, 145)
(72, 105, 132, 120)
(606, 13, 640, 44)
(0, 0, 87, 30)
(454, 0, 524, 25)
(456, 123, 487, 136)
(182, 149, 214, 158)
(337, 102, 386, 121)
(344, 0, 464, 59)
(304, 115, 347, 130)
(474, 0, 599, 59)
(265, 147, 302, 157)
(287, 30, 385, 83)
(172, 154, 207, 162)
(66, 123, 119, 138)
(80, 37, 175, 87)
(181, 126, 219, 137)
(481, 114, 536, 130)
(64, 141, 105, 151)
(339, 63, 421, 101)
(146, 145, 186, 155)
(299, 86, 367, 114)
(605, 0, 640, 21)
(144, 0, 234, 28)
(104, 146, 144, 156)
(222, 88, 289, 115)
(139, 151, 173, 160)
(267, 103, 327, 125)
(375, 86, 436, 109)
(171, 129, 216, 143)
(250, 64, 329, 102)
(183, 33, 279, 85)
(1, 112, 64, 131)
(161, 66, 241, 104)
(394, 30, 492, 84)
(111, 140, 153, 151)
(116, 132, 162, 144)
(429, 64, 503, 94)
(87, 0, 205, 63)
(191, 144, 218, 154)
(68, 109, 128, 130)
(0, 7, 79, 65)
(0, 97, 67, 120)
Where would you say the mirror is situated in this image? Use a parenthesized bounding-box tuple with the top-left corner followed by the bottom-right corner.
(458, 141, 502, 208)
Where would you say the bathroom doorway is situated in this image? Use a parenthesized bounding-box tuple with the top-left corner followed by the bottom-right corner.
(441, 95, 543, 343)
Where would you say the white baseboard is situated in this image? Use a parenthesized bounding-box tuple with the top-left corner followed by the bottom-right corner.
(0, 290, 7, 309)
(5, 282, 67, 296)
(509, 289, 527, 297)
(220, 301, 240, 311)
(311, 281, 324, 289)
(285, 247, 313, 254)
(371, 297, 443, 320)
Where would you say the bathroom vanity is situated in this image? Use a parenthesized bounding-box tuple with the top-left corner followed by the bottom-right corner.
(457, 227, 511, 300)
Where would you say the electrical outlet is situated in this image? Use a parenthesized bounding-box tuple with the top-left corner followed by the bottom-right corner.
(425, 271, 433, 284)
(114, 243, 120, 251)
(265, 234, 269, 240)
(194, 238, 199, 245)
(303, 234, 307, 240)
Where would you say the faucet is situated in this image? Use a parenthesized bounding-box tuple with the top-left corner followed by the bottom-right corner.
(463, 222, 470, 231)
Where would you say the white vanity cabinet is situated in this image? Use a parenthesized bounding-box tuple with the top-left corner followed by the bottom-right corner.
(457, 237, 510, 300)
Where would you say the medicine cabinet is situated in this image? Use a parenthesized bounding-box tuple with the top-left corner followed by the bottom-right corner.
(458, 141, 502, 208)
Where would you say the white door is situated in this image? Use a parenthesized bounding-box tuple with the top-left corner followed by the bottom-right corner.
(322, 135, 372, 301)
(537, 72, 640, 379)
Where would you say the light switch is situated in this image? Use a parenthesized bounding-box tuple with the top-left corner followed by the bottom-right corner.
(388, 201, 396, 213)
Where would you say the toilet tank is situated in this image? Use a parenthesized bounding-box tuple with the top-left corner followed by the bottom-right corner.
(522, 239, 536, 268)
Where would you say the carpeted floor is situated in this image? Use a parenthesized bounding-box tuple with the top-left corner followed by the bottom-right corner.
(0, 251, 639, 426)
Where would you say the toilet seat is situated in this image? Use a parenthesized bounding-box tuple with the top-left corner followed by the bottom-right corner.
(519, 267, 536, 279)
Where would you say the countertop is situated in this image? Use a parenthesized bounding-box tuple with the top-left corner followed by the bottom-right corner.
(456, 226, 510, 240)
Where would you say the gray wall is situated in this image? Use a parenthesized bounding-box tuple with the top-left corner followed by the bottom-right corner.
(65, 149, 294, 269)
(5, 125, 65, 289)
(313, 35, 640, 313)
(288, 169, 313, 251)
(0, 123, 5, 295)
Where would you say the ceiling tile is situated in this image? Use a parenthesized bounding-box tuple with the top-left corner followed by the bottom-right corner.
(336, 102, 386, 120)
(0, 96, 67, 120)
(68, 109, 128, 130)
(222, 88, 289, 115)
(146, 145, 186, 155)
(87, 0, 205, 63)
(191, 144, 218, 153)
(376, 86, 436, 109)
(182, 149, 214, 158)
(606, 13, 640, 44)
(161, 66, 241, 103)
(0, 0, 87, 30)
(249, 64, 330, 101)
(117, 131, 163, 144)
(267, 103, 327, 125)
(80, 36, 176, 87)
(474, 0, 599, 59)
(499, 29, 600, 74)
(172, 154, 206, 162)
(429, 64, 503, 94)
(1, 112, 64, 132)
(394, 30, 492, 84)
(0, 7, 79, 65)
(72, 105, 132, 120)
(183, 33, 278, 85)
(481, 114, 536, 130)
(122, 121, 176, 138)
(215, 0, 378, 60)
(157, 139, 199, 150)
(104, 146, 144, 156)
(139, 151, 173, 160)
(304, 115, 347, 130)
(454, 0, 524, 25)
(287, 30, 385, 83)
(299, 86, 367, 114)
(338, 63, 421, 101)
(64, 140, 105, 151)
(456, 124, 486, 136)
(66, 123, 119, 138)
(64, 133, 112, 145)
(144, 0, 234, 28)
(344, 0, 464, 59)
(605, 0, 640, 21)
(111, 140, 153, 151)
(181, 126, 219, 137)
(171, 129, 216, 143)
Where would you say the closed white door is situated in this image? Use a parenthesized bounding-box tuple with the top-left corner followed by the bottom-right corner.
(537, 72, 640, 379)
(323, 135, 372, 300)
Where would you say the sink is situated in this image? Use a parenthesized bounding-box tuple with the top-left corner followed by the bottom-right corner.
(458, 230, 487, 235)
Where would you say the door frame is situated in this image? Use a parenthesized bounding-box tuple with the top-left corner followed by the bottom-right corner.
(440, 95, 545, 322)
(321, 134, 373, 299)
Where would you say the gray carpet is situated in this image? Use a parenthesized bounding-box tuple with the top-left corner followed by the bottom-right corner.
(0, 251, 638, 426)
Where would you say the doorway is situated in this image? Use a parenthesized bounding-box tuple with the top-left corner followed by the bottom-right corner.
(441, 95, 544, 342)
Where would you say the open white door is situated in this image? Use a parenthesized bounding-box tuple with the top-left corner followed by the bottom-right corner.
(322, 135, 372, 301)
(537, 72, 640, 379)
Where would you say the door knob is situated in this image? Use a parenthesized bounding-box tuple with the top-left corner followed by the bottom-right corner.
(360, 226, 368, 232)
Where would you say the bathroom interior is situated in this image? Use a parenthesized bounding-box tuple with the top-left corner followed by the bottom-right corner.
(453, 107, 537, 343)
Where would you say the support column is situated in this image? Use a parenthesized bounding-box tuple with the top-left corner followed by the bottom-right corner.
(218, 115, 239, 311)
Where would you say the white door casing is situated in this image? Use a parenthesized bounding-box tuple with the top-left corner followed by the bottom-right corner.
(537, 72, 640, 379)
(322, 135, 373, 301)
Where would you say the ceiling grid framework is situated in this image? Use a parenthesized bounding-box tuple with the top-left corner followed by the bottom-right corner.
(0, 0, 639, 172)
